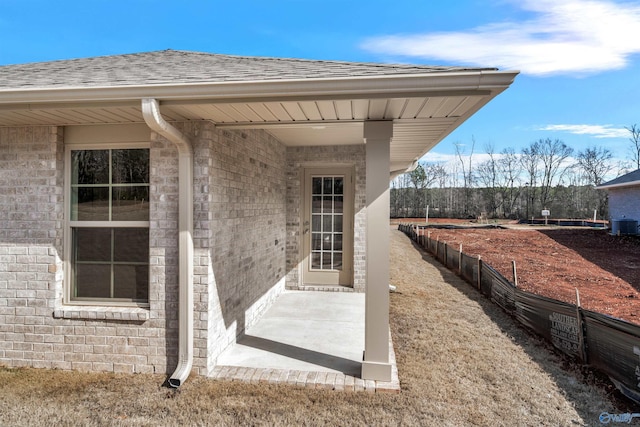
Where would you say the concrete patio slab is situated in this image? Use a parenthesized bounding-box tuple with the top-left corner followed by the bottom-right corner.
(213, 290, 400, 392)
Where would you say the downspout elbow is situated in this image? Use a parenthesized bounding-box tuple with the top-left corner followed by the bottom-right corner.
(142, 98, 194, 388)
(390, 159, 419, 181)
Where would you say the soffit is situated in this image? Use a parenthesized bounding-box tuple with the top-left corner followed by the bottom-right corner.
(0, 94, 488, 172)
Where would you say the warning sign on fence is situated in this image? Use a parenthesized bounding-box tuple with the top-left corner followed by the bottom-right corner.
(549, 312, 581, 354)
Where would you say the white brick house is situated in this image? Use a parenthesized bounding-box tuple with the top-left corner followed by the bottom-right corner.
(597, 169, 640, 228)
(0, 50, 517, 385)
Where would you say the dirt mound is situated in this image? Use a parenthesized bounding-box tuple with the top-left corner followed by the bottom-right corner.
(416, 226, 640, 324)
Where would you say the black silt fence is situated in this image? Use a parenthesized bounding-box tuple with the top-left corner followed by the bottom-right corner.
(398, 223, 640, 405)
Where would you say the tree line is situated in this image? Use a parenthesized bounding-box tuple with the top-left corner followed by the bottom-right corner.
(391, 126, 640, 220)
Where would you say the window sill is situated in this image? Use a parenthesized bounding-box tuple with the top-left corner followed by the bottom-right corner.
(53, 306, 149, 322)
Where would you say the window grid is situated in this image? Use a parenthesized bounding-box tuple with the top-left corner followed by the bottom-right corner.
(69, 148, 150, 304)
(310, 176, 344, 270)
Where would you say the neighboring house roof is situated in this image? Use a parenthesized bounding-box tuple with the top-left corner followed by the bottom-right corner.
(0, 50, 518, 174)
(597, 169, 640, 190)
(0, 49, 496, 89)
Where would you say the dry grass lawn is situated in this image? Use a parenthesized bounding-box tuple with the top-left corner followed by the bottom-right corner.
(0, 228, 636, 426)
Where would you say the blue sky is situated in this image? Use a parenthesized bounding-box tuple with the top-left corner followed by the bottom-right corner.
(1, 0, 639, 165)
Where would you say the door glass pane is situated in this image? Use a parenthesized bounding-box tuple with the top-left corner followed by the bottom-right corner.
(322, 215, 332, 232)
(112, 186, 149, 221)
(334, 215, 343, 232)
(334, 177, 344, 195)
(312, 233, 322, 251)
(334, 196, 343, 214)
(322, 233, 332, 250)
(323, 177, 333, 195)
(312, 215, 321, 232)
(323, 196, 332, 213)
(312, 196, 322, 213)
(311, 252, 321, 269)
(322, 252, 332, 269)
(312, 177, 322, 195)
(333, 252, 343, 269)
(334, 234, 343, 251)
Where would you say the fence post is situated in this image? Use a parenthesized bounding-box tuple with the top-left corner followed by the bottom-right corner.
(444, 242, 448, 268)
(435, 236, 439, 259)
(477, 256, 482, 290)
(459, 244, 463, 275)
(575, 288, 588, 363)
(512, 260, 518, 287)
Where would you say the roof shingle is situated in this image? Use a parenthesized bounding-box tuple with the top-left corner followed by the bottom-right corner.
(0, 49, 496, 90)
(598, 169, 640, 189)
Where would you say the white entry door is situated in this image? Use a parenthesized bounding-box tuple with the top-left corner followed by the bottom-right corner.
(302, 167, 353, 286)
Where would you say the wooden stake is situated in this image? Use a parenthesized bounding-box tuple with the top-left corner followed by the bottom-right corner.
(512, 260, 518, 287)
(444, 242, 448, 267)
(458, 243, 463, 275)
(575, 288, 587, 363)
(477, 255, 482, 290)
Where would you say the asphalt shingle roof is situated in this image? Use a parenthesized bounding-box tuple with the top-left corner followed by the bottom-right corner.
(0, 49, 496, 90)
(598, 169, 640, 188)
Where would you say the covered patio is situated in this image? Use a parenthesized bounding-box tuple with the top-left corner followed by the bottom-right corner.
(213, 290, 400, 392)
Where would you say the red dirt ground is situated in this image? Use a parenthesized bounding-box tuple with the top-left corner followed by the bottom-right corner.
(394, 219, 640, 325)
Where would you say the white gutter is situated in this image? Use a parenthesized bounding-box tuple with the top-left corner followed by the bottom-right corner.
(0, 70, 519, 105)
(141, 98, 194, 388)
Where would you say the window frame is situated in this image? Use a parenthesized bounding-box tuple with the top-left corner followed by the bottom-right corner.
(64, 142, 151, 307)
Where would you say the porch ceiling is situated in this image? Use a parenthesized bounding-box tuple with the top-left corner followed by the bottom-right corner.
(0, 94, 492, 173)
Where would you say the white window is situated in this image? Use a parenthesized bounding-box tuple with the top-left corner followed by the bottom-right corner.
(66, 147, 150, 305)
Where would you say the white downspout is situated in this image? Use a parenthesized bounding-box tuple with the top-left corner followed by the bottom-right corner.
(141, 98, 194, 388)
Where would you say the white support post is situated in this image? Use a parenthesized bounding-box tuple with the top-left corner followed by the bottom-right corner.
(362, 120, 393, 382)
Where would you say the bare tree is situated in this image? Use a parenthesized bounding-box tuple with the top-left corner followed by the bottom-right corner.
(497, 147, 524, 218)
(535, 138, 574, 210)
(455, 137, 476, 216)
(407, 164, 426, 217)
(520, 144, 540, 218)
(576, 145, 613, 218)
(576, 146, 613, 186)
(476, 144, 500, 217)
(626, 124, 640, 170)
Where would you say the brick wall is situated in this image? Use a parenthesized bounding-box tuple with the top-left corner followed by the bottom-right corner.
(0, 127, 65, 369)
(608, 187, 640, 223)
(285, 145, 367, 292)
(193, 124, 287, 374)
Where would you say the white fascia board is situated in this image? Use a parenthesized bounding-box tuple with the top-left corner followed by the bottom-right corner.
(596, 181, 640, 190)
(0, 70, 519, 106)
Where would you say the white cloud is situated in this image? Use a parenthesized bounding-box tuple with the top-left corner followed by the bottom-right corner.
(361, 0, 640, 76)
(538, 124, 629, 138)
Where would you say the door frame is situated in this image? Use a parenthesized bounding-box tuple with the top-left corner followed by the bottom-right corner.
(301, 166, 354, 286)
